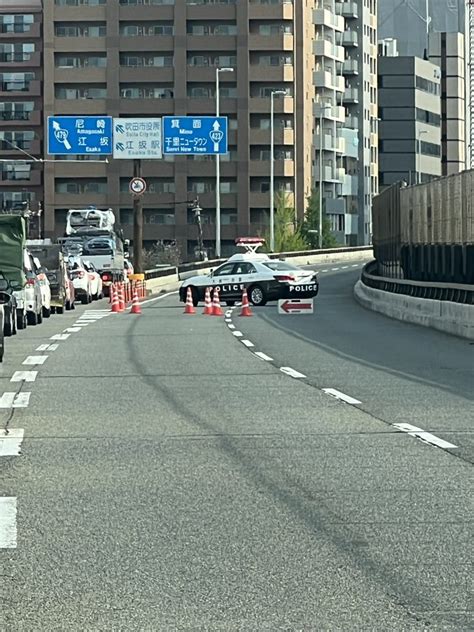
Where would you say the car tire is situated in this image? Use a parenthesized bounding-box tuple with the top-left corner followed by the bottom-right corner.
(81, 295, 89, 305)
(43, 307, 51, 319)
(225, 301, 236, 307)
(57, 305, 65, 315)
(17, 309, 26, 330)
(189, 286, 199, 307)
(27, 310, 38, 326)
(4, 313, 14, 337)
(248, 285, 267, 307)
(92, 293, 98, 301)
(37, 309, 43, 324)
(71, 301, 76, 310)
(65, 301, 70, 311)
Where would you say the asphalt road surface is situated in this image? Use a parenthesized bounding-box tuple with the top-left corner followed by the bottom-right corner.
(1, 261, 473, 631)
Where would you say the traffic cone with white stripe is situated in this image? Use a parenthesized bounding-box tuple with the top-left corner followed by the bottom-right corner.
(111, 284, 120, 313)
(211, 287, 224, 316)
(184, 286, 196, 314)
(239, 288, 253, 317)
(118, 283, 125, 312)
(130, 286, 142, 314)
(203, 287, 213, 315)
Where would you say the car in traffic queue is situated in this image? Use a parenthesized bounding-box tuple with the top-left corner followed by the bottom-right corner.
(83, 260, 103, 300)
(68, 257, 93, 304)
(32, 257, 52, 319)
(24, 251, 44, 326)
(179, 238, 319, 307)
(0, 275, 17, 337)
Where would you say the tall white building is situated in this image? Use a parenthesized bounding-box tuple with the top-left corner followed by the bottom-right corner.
(314, 0, 378, 245)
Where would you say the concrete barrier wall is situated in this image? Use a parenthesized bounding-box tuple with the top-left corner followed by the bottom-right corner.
(354, 280, 474, 340)
(145, 273, 179, 294)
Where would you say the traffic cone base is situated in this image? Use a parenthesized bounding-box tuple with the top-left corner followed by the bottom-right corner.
(184, 286, 196, 314)
(239, 289, 253, 317)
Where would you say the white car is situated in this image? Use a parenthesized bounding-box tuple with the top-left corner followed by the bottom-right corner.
(83, 260, 103, 300)
(68, 257, 92, 304)
(179, 240, 319, 307)
(32, 256, 52, 318)
(24, 251, 44, 326)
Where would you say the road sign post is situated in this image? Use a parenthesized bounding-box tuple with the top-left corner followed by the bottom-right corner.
(278, 299, 314, 315)
(162, 116, 228, 155)
(132, 160, 144, 275)
(47, 116, 112, 155)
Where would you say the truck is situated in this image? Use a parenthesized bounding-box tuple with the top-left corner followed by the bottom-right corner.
(57, 207, 127, 294)
(26, 239, 74, 314)
(0, 214, 28, 330)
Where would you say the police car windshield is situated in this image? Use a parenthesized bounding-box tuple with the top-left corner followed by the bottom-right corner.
(263, 261, 300, 272)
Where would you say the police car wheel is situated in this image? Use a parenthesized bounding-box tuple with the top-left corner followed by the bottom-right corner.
(248, 285, 267, 306)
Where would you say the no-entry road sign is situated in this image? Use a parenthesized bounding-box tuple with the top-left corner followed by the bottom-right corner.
(278, 299, 314, 315)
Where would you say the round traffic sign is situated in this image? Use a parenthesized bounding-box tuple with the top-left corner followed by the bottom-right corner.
(129, 177, 147, 196)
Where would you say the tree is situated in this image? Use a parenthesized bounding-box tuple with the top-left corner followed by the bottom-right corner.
(268, 192, 308, 252)
(142, 240, 182, 269)
(301, 188, 339, 249)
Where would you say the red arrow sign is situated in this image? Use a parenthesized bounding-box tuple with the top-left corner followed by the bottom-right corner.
(278, 299, 314, 314)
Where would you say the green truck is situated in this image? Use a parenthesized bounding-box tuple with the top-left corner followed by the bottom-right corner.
(0, 215, 27, 330)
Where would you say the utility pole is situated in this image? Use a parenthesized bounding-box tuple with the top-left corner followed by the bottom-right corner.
(132, 158, 143, 273)
(192, 197, 205, 261)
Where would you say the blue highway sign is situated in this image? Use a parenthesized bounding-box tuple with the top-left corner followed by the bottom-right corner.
(47, 116, 113, 155)
(163, 116, 228, 155)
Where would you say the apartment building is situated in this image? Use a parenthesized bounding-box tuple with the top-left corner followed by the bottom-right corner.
(42, 0, 314, 259)
(428, 31, 466, 175)
(378, 56, 442, 187)
(314, 0, 378, 246)
(0, 0, 43, 215)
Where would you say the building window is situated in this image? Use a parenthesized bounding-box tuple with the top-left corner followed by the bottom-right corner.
(55, 0, 106, 5)
(55, 24, 106, 37)
(420, 141, 441, 157)
(120, 85, 173, 98)
(0, 101, 34, 121)
(120, 23, 173, 36)
(120, 54, 173, 67)
(55, 179, 108, 194)
(415, 75, 440, 95)
(0, 131, 35, 150)
(55, 54, 107, 68)
(0, 44, 35, 63)
(55, 85, 107, 98)
(187, 54, 236, 67)
(0, 72, 35, 92)
(186, 23, 237, 35)
(144, 210, 175, 224)
(120, 0, 174, 4)
(0, 15, 34, 34)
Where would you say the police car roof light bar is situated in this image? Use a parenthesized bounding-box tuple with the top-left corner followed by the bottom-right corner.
(235, 237, 266, 254)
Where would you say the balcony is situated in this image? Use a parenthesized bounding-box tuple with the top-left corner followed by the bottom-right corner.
(313, 70, 344, 92)
(52, 6, 106, 20)
(0, 139, 41, 156)
(0, 169, 41, 186)
(313, 39, 344, 63)
(314, 134, 345, 154)
(186, 5, 237, 20)
(0, 110, 41, 127)
(185, 35, 236, 52)
(119, 35, 174, 53)
(54, 67, 107, 83)
(250, 159, 294, 177)
(313, 103, 345, 122)
(248, 33, 293, 51)
(343, 87, 358, 104)
(342, 59, 358, 75)
(342, 31, 358, 47)
(53, 36, 107, 53)
(119, 5, 174, 20)
(249, 64, 294, 82)
(0, 52, 41, 68)
(344, 115, 358, 129)
(340, 2, 358, 19)
(0, 80, 41, 97)
(321, 165, 345, 183)
(249, 1, 293, 20)
(313, 8, 344, 33)
(119, 67, 174, 83)
(0, 22, 41, 39)
(249, 127, 294, 145)
(249, 96, 294, 114)
(341, 174, 358, 196)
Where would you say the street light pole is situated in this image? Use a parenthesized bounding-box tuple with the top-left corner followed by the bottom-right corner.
(215, 67, 234, 258)
(318, 104, 330, 249)
(270, 89, 286, 252)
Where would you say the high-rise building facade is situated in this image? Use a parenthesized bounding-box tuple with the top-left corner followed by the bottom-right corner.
(314, 0, 378, 245)
(428, 31, 466, 175)
(0, 0, 43, 215)
(42, 0, 314, 259)
(378, 56, 442, 187)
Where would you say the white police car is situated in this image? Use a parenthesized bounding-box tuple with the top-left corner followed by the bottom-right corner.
(179, 239, 319, 306)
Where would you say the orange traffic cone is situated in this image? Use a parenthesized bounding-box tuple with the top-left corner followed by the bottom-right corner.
(118, 283, 125, 312)
(184, 286, 196, 314)
(239, 288, 253, 317)
(211, 287, 224, 316)
(203, 287, 213, 315)
(111, 284, 120, 313)
(130, 287, 142, 314)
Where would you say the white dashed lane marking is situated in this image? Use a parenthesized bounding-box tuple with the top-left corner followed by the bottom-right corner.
(0, 497, 17, 549)
(36, 344, 49, 351)
(228, 324, 236, 330)
(323, 388, 361, 405)
(241, 340, 254, 348)
(0, 429, 24, 456)
(23, 356, 48, 366)
(64, 327, 81, 333)
(393, 423, 458, 450)
(10, 371, 37, 383)
(254, 352, 274, 362)
(0, 392, 31, 409)
(232, 331, 243, 338)
(50, 333, 70, 341)
(280, 367, 307, 379)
